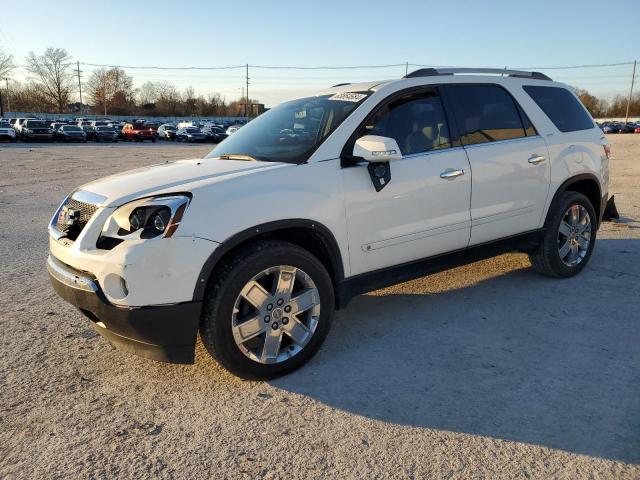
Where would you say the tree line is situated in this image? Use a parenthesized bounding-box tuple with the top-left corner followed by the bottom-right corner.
(0, 47, 256, 117)
(1, 47, 639, 118)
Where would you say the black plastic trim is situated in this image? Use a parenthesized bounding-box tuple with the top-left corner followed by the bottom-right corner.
(336, 229, 544, 308)
(192, 219, 345, 302)
(49, 266, 201, 364)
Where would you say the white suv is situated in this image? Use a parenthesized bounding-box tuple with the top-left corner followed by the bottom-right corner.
(48, 68, 610, 379)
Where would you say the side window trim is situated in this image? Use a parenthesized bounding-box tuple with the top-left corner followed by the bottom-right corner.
(442, 83, 538, 147)
(341, 85, 454, 165)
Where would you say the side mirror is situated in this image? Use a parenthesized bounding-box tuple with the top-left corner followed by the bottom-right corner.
(353, 135, 402, 162)
(351, 135, 400, 192)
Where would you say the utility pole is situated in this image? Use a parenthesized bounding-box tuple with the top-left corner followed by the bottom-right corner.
(405, 61, 408, 77)
(245, 64, 249, 119)
(624, 60, 637, 124)
(76, 61, 83, 114)
(4, 78, 9, 112)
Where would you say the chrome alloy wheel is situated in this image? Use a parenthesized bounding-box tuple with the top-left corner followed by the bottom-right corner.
(558, 204, 592, 267)
(231, 266, 321, 364)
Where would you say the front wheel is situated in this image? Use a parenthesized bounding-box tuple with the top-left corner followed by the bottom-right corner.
(529, 191, 597, 278)
(200, 240, 334, 379)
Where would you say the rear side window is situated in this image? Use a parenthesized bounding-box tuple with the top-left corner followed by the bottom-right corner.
(523, 85, 594, 132)
(446, 85, 530, 145)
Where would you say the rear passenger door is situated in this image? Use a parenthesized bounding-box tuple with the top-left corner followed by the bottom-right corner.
(443, 84, 550, 245)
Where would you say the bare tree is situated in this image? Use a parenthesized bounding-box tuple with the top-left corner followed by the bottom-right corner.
(137, 81, 158, 106)
(183, 86, 196, 116)
(0, 48, 15, 79)
(87, 67, 134, 114)
(155, 81, 180, 116)
(25, 47, 74, 113)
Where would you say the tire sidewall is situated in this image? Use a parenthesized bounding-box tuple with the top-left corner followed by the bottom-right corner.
(202, 243, 335, 379)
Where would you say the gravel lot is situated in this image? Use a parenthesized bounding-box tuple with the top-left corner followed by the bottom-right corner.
(0, 138, 638, 479)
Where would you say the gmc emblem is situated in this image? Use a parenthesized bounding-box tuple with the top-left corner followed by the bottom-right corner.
(58, 206, 81, 226)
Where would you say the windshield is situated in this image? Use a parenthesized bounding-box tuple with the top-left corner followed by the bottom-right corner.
(26, 120, 49, 128)
(206, 92, 371, 163)
(63, 126, 82, 131)
(186, 128, 200, 133)
(163, 125, 176, 131)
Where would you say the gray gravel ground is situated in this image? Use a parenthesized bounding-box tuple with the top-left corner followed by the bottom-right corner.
(0, 138, 639, 479)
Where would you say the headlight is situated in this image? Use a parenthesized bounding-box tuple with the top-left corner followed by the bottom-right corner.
(100, 194, 191, 242)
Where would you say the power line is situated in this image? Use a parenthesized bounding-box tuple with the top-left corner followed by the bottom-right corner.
(12, 60, 637, 72)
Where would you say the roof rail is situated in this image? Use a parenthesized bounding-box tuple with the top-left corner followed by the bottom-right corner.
(404, 67, 552, 81)
(331, 82, 351, 87)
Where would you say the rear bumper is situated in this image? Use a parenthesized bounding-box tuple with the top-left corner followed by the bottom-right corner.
(47, 254, 201, 363)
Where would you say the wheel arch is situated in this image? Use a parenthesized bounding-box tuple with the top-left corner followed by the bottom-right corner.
(193, 219, 345, 303)
(548, 174, 602, 226)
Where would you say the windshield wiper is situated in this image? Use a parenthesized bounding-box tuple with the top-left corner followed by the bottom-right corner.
(218, 154, 260, 162)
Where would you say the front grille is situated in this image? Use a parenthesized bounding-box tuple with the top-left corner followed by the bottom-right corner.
(55, 198, 98, 241)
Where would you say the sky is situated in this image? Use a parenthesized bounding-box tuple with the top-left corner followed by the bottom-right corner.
(0, 0, 638, 106)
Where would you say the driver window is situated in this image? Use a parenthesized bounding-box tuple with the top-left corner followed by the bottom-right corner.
(362, 89, 452, 155)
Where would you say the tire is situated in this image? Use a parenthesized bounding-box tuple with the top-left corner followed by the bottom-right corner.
(529, 191, 597, 278)
(200, 240, 335, 380)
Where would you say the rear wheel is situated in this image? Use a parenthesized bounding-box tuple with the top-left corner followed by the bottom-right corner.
(529, 191, 597, 277)
(200, 240, 334, 379)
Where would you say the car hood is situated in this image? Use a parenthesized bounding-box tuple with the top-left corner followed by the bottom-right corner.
(79, 158, 290, 207)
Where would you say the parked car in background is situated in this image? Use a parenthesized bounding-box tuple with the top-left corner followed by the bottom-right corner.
(57, 125, 87, 142)
(602, 123, 620, 134)
(108, 122, 125, 139)
(0, 121, 17, 142)
(21, 119, 55, 142)
(202, 125, 229, 143)
(94, 126, 119, 142)
(176, 126, 206, 142)
(144, 121, 161, 132)
(157, 124, 177, 140)
(619, 122, 637, 134)
(77, 121, 96, 140)
(12, 117, 37, 137)
(122, 122, 156, 142)
(50, 122, 67, 133)
(225, 125, 241, 135)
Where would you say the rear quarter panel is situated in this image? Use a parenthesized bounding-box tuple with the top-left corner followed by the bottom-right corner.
(513, 82, 608, 226)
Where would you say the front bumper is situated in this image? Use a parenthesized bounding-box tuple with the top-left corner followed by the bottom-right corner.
(47, 254, 201, 363)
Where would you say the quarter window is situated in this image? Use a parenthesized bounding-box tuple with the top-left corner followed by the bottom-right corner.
(447, 85, 529, 145)
(360, 89, 452, 156)
(523, 85, 595, 132)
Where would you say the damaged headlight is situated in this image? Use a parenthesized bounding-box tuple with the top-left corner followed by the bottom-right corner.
(100, 194, 191, 243)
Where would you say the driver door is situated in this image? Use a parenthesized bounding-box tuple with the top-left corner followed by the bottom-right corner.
(342, 88, 472, 276)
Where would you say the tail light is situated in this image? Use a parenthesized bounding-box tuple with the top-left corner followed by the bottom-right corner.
(603, 144, 611, 159)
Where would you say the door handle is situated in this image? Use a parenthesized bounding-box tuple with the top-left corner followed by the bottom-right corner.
(440, 168, 465, 179)
(528, 154, 546, 165)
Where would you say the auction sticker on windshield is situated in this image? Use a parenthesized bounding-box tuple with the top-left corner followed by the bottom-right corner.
(328, 92, 368, 102)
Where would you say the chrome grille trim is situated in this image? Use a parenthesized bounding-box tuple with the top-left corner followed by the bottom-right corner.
(47, 255, 98, 293)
